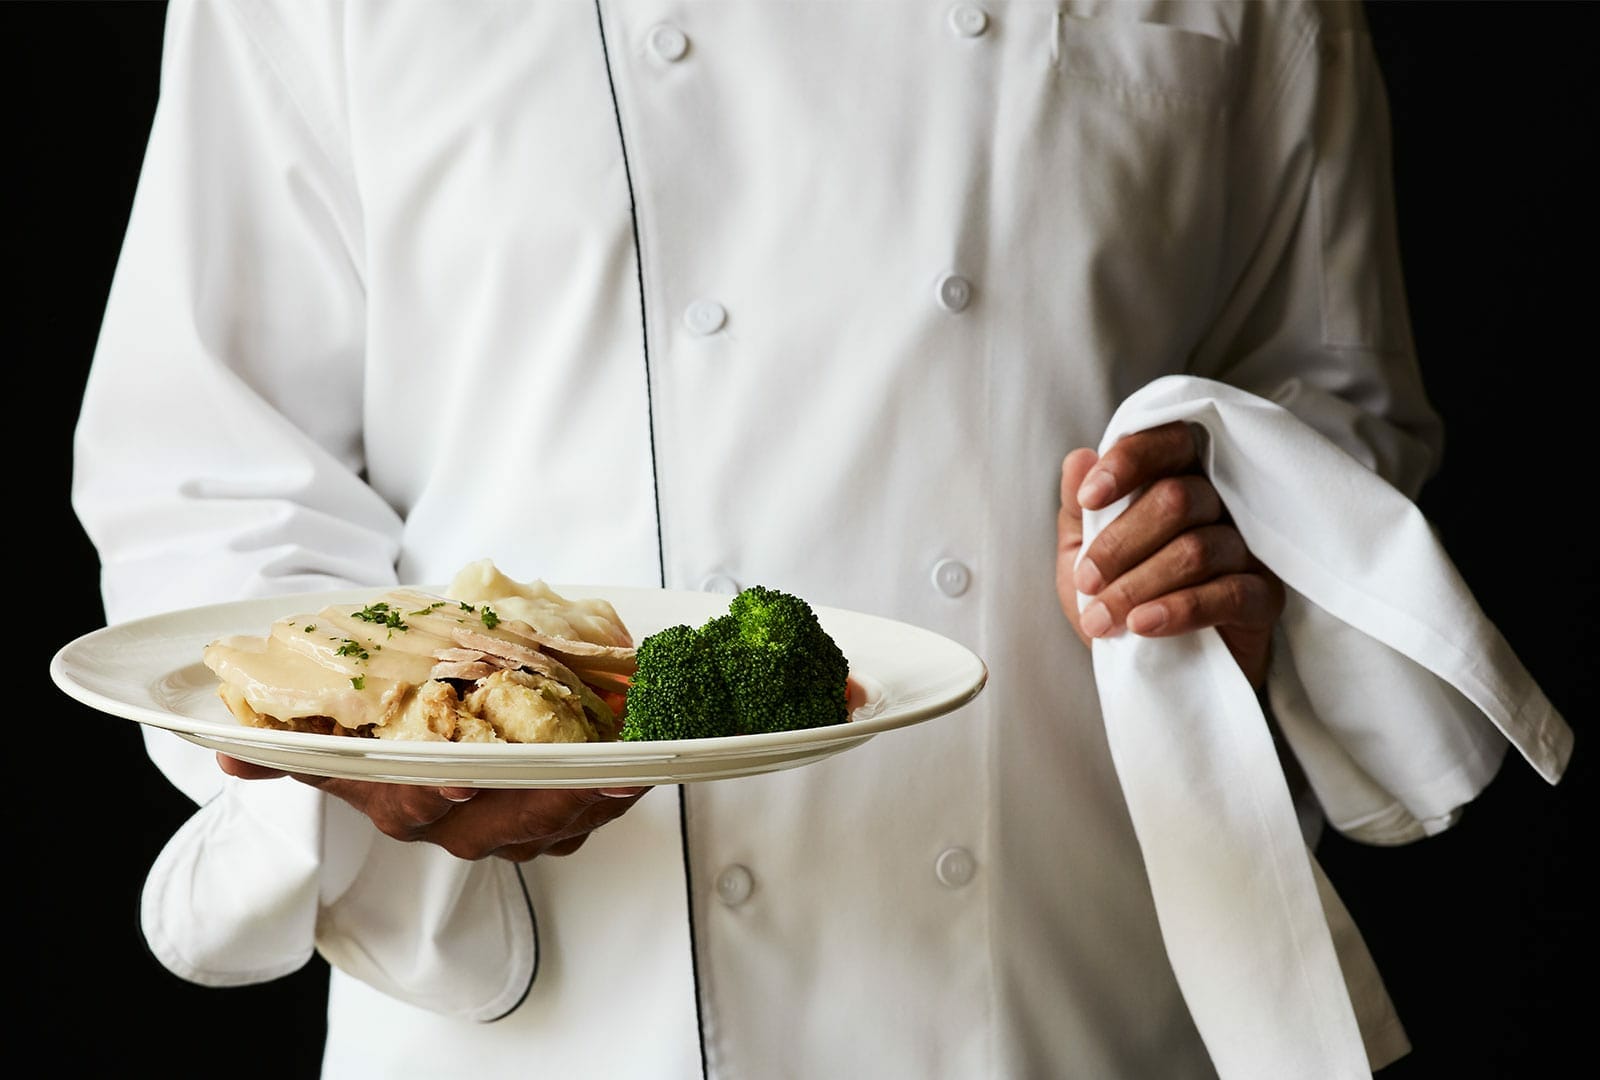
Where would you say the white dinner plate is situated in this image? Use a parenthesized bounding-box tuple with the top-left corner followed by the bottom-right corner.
(50, 585, 987, 787)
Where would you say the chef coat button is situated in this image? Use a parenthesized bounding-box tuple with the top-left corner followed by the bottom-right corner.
(716, 864, 754, 907)
(648, 24, 690, 62)
(935, 847, 977, 888)
(935, 273, 973, 313)
(948, 5, 990, 38)
(684, 299, 727, 335)
(931, 558, 972, 598)
(701, 573, 740, 594)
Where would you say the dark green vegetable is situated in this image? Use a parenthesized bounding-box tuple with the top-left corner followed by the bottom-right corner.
(622, 625, 737, 741)
(622, 586, 849, 741)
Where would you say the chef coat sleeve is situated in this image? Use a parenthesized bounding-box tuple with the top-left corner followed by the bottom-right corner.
(72, 0, 399, 806)
(71, 4, 537, 1019)
(1190, 0, 1442, 499)
(1182, 1, 1516, 845)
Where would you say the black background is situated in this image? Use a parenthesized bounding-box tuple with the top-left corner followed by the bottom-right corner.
(15, 2, 1594, 1076)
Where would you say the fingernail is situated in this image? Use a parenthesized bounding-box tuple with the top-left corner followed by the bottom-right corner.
(1074, 557, 1104, 595)
(440, 788, 479, 803)
(1080, 603, 1111, 638)
(1078, 470, 1115, 508)
(599, 786, 647, 798)
(1128, 604, 1167, 635)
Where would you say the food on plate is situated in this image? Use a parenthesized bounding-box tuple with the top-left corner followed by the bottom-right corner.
(445, 559, 634, 649)
(623, 585, 850, 741)
(203, 562, 853, 745)
(202, 560, 633, 743)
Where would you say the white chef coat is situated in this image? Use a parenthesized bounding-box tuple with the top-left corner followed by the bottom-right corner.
(71, 2, 1558, 1077)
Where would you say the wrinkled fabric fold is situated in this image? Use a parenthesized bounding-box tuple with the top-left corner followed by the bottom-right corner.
(1082, 375, 1571, 1079)
(142, 774, 324, 986)
(140, 771, 536, 1021)
(315, 796, 538, 1023)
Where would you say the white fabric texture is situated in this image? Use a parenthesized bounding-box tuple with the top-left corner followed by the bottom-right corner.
(71, 1, 1540, 1075)
(139, 771, 538, 1022)
(1081, 376, 1571, 1079)
(140, 774, 323, 986)
(313, 801, 538, 1023)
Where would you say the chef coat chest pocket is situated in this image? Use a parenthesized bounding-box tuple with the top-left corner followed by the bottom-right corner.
(1049, 12, 1234, 190)
(1002, 10, 1236, 380)
(1054, 11, 1232, 105)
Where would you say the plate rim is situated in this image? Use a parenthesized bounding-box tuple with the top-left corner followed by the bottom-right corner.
(49, 583, 988, 784)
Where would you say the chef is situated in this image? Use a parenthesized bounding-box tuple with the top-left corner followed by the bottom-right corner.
(72, 2, 1567, 1078)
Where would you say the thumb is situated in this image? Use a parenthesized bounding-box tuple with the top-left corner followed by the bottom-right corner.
(1058, 448, 1099, 544)
(1056, 449, 1099, 645)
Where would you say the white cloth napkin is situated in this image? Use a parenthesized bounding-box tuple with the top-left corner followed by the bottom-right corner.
(1081, 376, 1572, 1080)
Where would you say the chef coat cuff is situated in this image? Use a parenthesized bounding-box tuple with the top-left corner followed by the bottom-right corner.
(314, 796, 538, 1023)
(1264, 606, 1511, 847)
(141, 775, 322, 985)
(141, 777, 536, 1022)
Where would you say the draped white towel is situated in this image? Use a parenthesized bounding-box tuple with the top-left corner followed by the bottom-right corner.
(1080, 376, 1573, 1080)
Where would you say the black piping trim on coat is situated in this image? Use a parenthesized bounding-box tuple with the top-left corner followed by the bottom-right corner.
(676, 784, 705, 1064)
(487, 863, 539, 1022)
(592, 0, 666, 585)
(593, 5, 709, 1077)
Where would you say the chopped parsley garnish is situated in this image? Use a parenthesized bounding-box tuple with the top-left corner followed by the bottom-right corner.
(350, 675, 366, 690)
(408, 601, 448, 616)
(351, 602, 408, 633)
(303, 624, 316, 633)
(459, 601, 476, 612)
(480, 606, 500, 629)
(334, 638, 370, 661)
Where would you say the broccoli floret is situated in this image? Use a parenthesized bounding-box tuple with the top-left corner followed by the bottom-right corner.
(621, 624, 737, 741)
(621, 586, 849, 741)
(704, 587, 849, 735)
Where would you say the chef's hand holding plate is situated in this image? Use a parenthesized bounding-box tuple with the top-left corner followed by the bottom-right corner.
(1056, 421, 1285, 689)
(219, 754, 646, 861)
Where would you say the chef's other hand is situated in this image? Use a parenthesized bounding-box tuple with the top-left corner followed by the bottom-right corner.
(1055, 421, 1285, 689)
(218, 754, 647, 861)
